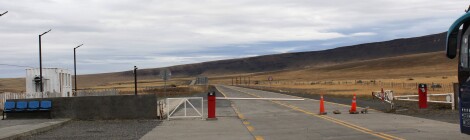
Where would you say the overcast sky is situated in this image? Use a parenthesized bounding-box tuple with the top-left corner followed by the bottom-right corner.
(0, 0, 468, 78)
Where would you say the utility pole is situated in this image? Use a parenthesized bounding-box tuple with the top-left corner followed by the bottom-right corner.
(74, 44, 83, 94)
(39, 29, 51, 98)
(134, 66, 138, 95)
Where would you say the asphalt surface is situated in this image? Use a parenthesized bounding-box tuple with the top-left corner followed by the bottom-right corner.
(14, 85, 470, 139)
(242, 85, 460, 124)
(218, 85, 470, 140)
(140, 87, 252, 140)
(16, 88, 252, 140)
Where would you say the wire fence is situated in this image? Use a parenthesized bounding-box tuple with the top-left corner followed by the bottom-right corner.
(247, 80, 455, 93)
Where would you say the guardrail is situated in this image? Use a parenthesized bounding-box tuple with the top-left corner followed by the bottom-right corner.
(394, 93, 455, 110)
(371, 90, 455, 110)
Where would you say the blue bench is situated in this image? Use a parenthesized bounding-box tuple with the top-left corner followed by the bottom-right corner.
(2, 100, 52, 120)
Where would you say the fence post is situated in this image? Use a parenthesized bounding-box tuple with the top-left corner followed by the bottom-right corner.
(453, 83, 459, 110)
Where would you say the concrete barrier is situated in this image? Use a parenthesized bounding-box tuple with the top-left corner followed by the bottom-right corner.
(7, 94, 158, 120)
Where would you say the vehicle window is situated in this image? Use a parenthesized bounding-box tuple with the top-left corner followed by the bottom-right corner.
(461, 36, 469, 68)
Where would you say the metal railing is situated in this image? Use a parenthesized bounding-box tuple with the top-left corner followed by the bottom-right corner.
(167, 97, 204, 120)
(371, 90, 455, 110)
(394, 93, 455, 110)
(372, 90, 394, 108)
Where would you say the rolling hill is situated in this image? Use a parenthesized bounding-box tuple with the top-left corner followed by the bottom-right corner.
(0, 31, 453, 90)
(78, 32, 447, 79)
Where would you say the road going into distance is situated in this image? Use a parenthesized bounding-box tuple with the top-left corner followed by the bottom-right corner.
(216, 85, 470, 140)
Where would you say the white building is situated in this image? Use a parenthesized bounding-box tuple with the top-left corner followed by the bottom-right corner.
(26, 68, 72, 98)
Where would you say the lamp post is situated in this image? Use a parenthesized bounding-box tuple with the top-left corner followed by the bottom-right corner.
(134, 66, 138, 95)
(39, 29, 51, 98)
(0, 11, 7, 17)
(74, 44, 83, 94)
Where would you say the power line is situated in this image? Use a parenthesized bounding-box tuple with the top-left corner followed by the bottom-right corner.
(0, 63, 35, 68)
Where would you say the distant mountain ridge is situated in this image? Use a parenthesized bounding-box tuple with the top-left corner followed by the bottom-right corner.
(83, 32, 447, 79)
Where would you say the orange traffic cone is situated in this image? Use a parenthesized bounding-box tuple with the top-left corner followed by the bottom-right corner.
(349, 93, 359, 114)
(319, 95, 327, 115)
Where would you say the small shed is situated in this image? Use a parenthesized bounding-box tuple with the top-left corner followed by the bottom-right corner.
(25, 68, 72, 98)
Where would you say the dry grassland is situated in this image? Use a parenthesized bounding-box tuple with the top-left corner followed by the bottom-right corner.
(211, 52, 458, 96)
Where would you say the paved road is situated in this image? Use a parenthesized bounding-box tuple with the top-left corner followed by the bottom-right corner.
(140, 91, 252, 140)
(217, 85, 470, 140)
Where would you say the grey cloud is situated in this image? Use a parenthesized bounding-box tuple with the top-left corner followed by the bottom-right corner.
(0, 0, 468, 78)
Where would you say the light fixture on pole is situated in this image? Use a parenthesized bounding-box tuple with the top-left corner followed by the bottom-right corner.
(0, 11, 8, 17)
(39, 29, 51, 98)
(74, 44, 83, 94)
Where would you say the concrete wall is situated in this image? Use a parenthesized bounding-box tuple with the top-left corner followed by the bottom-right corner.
(8, 94, 158, 120)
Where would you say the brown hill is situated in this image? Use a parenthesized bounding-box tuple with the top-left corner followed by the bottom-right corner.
(1, 32, 451, 90)
(244, 51, 456, 82)
(80, 32, 446, 79)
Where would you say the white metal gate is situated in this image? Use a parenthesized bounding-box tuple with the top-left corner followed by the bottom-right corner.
(166, 97, 203, 120)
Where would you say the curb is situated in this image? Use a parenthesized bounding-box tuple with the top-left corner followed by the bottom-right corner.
(0, 119, 72, 140)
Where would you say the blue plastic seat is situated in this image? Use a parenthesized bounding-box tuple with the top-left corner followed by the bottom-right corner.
(40, 101, 52, 110)
(3, 101, 15, 112)
(15, 101, 27, 111)
(27, 101, 40, 111)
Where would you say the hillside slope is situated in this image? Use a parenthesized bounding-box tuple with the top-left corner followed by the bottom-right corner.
(82, 32, 446, 79)
(1, 32, 450, 90)
(242, 51, 457, 82)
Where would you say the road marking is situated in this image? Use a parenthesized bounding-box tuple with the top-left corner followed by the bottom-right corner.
(216, 86, 265, 140)
(240, 86, 380, 112)
(255, 136, 265, 140)
(247, 126, 255, 132)
(238, 114, 245, 119)
(225, 86, 405, 140)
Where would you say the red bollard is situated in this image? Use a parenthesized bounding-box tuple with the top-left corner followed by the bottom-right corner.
(207, 91, 217, 120)
(418, 84, 428, 109)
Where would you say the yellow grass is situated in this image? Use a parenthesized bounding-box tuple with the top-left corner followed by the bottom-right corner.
(0, 51, 459, 97)
(210, 52, 458, 96)
(0, 78, 25, 93)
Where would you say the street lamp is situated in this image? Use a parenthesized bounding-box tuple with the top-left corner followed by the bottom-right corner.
(39, 29, 51, 98)
(134, 66, 138, 95)
(0, 11, 7, 17)
(74, 44, 83, 94)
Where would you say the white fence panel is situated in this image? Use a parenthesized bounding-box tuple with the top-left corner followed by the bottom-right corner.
(76, 89, 119, 97)
(26, 92, 63, 98)
(394, 93, 455, 110)
(167, 97, 204, 120)
(0, 92, 26, 110)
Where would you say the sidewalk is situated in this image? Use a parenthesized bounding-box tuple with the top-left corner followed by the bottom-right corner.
(0, 119, 71, 140)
